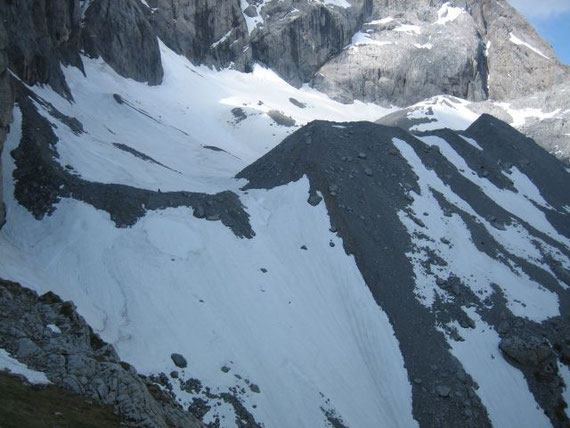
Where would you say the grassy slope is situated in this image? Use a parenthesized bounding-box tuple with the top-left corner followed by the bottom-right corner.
(0, 372, 123, 428)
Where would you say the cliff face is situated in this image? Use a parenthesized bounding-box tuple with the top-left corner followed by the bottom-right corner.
(0, 20, 13, 229)
(0, 0, 82, 99)
(311, 0, 569, 106)
(146, 0, 252, 72)
(250, 0, 373, 87)
(1, 0, 565, 106)
(82, 0, 164, 85)
(471, 0, 569, 101)
(312, 1, 488, 106)
(0, 0, 166, 96)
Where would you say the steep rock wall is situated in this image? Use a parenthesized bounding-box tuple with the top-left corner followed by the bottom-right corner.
(251, 0, 373, 87)
(82, 0, 164, 85)
(0, 21, 13, 229)
(145, 0, 252, 71)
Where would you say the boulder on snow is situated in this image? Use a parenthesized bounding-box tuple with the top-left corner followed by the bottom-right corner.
(170, 353, 188, 368)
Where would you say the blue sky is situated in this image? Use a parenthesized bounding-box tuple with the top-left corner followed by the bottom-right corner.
(508, 0, 570, 64)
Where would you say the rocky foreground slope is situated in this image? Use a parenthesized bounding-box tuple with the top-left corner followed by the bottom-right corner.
(0, 279, 203, 427)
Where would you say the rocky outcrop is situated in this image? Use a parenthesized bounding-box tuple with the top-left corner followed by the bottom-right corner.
(0, 0, 83, 99)
(0, 0, 165, 98)
(145, 0, 252, 72)
(311, 0, 569, 106)
(11, 81, 254, 237)
(472, 0, 569, 101)
(83, 0, 164, 85)
(0, 21, 13, 229)
(0, 278, 203, 427)
(470, 81, 570, 163)
(250, 0, 372, 87)
(312, 2, 488, 106)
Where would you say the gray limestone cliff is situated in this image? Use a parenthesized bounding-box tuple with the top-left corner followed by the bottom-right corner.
(250, 0, 372, 87)
(312, 1, 488, 106)
(144, 0, 252, 72)
(311, 0, 569, 106)
(82, 0, 164, 85)
(474, 0, 569, 101)
(0, 0, 83, 99)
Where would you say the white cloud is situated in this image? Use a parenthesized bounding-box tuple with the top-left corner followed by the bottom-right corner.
(508, 0, 570, 19)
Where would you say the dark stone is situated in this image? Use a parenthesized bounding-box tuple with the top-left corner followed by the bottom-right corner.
(307, 193, 322, 206)
(436, 385, 451, 398)
(499, 336, 552, 367)
(244, 5, 258, 18)
(170, 353, 188, 369)
(289, 98, 307, 109)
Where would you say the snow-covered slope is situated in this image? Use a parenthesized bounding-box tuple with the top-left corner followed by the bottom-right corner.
(22, 42, 389, 195)
(2, 42, 570, 427)
(377, 94, 570, 164)
(0, 8, 570, 428)
(1, 45, 414, 427)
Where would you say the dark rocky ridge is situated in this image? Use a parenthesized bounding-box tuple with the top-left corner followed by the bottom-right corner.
(239, 120, 492, 427)
(238, 117, 570, 426)
(11, 81, 253, 238)
(0, 278, 203, 428)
